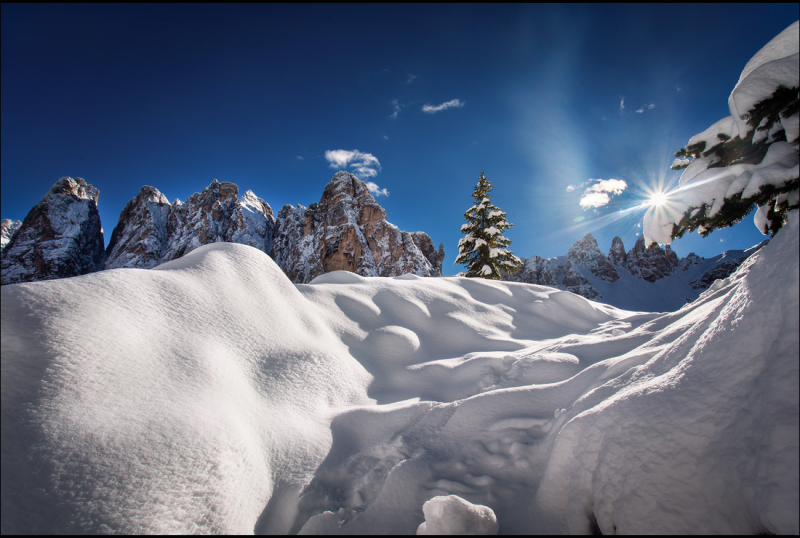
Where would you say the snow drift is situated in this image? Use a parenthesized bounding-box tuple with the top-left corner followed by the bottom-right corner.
(1, 211, 798, 534)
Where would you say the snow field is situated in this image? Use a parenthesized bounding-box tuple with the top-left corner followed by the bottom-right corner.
(1, 213, 798, 534)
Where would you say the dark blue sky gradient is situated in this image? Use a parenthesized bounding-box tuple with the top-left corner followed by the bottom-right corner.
(3, 5, 798, 274)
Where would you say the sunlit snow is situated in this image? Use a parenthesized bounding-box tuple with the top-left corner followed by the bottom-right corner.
(1, 212, 798, 534)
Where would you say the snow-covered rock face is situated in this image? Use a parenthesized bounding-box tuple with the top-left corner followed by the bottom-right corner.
(607, 235, 626, 266)
(0, 219, 22, 251)
(1, 177, 104, 285)
(163, 179, 275, 262)
(272, 171, 444, 283)
(104, 180, 275, 270)
(625, 235, 679, 282)
(567, 233, 619, 282)
(104, 186, 171, 270)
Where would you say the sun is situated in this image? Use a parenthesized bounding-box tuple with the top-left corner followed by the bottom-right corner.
(648, 191, 669, 206)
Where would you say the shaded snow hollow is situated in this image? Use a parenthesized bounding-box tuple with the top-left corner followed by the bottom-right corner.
(1, 213, 798, 534)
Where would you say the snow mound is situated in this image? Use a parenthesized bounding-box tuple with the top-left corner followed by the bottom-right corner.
(417, 495, 498, 535)
(2, 214, 798, 534)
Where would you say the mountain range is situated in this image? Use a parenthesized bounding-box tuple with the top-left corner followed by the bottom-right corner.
(1, 172, 444, 286)
(1, 173, 761, 312)
(504, 233, 766, 312)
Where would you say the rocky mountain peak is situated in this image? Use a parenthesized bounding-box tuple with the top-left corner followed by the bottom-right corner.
(49, 176, 100, 204)
(625, 235, 679, 282)
(1, 177, 104, 285)
(272, 172, 443, 283)
(608, 236, 626, 266)
(104, 185, 172, 270)
(567, 233, 619, 282)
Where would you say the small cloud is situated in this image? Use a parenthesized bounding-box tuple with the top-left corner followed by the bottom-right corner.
(636, 102, 656, 114)
(407, 73, 417, 84)
(422, 99, 464, 114)
(676, 86, 682, 92)
(573, 216, 585, 222)
(579, 178, 628, 210)
(366, 181, 389, 197)
(295, 155, 304, 161)
(389, 99, 401, 119)
(566, 185, 576, 192)
(382, 134, 389, 140)
(619, 96, 625, 111)
(325, 149, 381, 180)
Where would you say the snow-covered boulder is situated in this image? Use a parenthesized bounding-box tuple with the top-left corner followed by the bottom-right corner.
(417, 495, 498, 535)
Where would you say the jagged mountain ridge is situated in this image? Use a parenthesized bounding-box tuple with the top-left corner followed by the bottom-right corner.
(1, 172, 444, 285)
(504, 232, 766, 311)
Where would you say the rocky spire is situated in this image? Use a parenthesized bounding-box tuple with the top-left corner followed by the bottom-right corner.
(625, 235, 679, 282)
(567, 233, 619, 282)
(608, 236, 626, 266)
(104, 186, 171, 270)
(1, 177, 104, 285)
(272, 171, 443, 283)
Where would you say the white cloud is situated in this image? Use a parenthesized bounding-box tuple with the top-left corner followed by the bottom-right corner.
(579, 178, 628, 209)
(566, 185, 576, 192)
(389, 99, 401, 119)
(636, 103, 656, 114)
(619, 96, 625, 111)
(382, 134, 389, 140)
(295, 155, 304, 161)
(422, 99, 464, 114)
(366, 181, 389, 197)
(325, 149, 382, 181)
(407, 73, 417, 84)
(580, 191, 611, 209)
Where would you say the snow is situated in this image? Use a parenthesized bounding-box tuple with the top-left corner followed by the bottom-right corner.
(417, 495, 498, 535)
(1, 212, 798, 534)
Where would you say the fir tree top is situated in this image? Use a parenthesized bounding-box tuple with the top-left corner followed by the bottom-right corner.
(455, 170, 522, 279)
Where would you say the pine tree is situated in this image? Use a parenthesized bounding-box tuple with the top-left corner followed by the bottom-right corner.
(455, 170, 522, 279)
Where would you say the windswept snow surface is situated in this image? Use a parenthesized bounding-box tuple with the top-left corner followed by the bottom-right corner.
(2, 213, 798, 534)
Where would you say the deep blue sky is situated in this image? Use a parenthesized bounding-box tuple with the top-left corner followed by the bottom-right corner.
(2, 4, 798, 274)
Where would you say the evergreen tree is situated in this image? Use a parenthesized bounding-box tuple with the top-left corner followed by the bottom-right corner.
(455, 170, 522, 279)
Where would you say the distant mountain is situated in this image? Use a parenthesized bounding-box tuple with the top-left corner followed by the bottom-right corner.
(1, 177, 104, 285)
(1, 172, 443, 285)
(504, 233, 766, 311)
(273, 171, 444, 283)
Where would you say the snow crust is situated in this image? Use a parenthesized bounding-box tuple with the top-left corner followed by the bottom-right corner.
(2, 212, 798, 534)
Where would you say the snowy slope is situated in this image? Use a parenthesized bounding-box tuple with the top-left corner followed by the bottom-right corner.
(1, 212, 798, 534)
